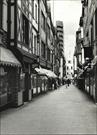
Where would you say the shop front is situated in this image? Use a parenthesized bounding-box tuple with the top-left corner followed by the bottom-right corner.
(13, 48, 37, 102)
(91, 57, 97, 103)
(84, 56, 97, 103)
(0, 46, 22, 108)
(35, 67, 57, 92)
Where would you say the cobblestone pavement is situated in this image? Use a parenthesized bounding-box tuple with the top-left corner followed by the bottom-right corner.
(0, 85, 97, 135)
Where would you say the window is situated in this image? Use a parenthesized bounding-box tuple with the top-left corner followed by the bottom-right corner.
(35, 4, 37, 23)
(96, 9, 97, 54)
(68, 60, 71, 64)
(41, 12, 45, 31)
(42, 0, 46, 5)
(31, 33, 33, 52)
(0, 0, 7, 31)
(47, 48, 50, 61)
(34, 35, 37, 55)
(22, 14, 29, 45)
(91, 20, 93, 44)
(41, 41, 45, 58)
(95, 9, 97, 37)
(32, 0, 34, 18)
(0, 0, 3, 28)
(67, 66, 69, 70)
(47, 24, 50, 39)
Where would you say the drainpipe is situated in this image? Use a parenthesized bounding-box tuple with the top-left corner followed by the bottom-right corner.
(38, 0, 40, 68)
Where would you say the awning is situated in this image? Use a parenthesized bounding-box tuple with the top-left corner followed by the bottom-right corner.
(0, 46, 21, 67)
(35, 67, 57, 78)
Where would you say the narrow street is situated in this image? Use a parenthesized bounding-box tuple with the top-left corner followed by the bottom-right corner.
(0, 85, 97, 135)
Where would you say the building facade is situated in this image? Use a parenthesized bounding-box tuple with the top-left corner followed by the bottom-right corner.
(0, 0, 66, 109)
(75, 0, 97, 103)
(0, 0, 22, 107)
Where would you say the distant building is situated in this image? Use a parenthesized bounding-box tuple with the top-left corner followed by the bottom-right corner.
(56, 21, 66, 82)
(66, 60, 73, 79)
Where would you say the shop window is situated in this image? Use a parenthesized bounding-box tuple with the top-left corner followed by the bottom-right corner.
(22, 14, 29, 45)
(0, 67, 7, 95)
(33, 76, 36, 88)
(84, 47, 93, 59)
(20, 73, 25, 91)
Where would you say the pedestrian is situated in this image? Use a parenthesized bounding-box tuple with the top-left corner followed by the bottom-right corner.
(65, 76, 68, 88)
(67, 79, 71, 87)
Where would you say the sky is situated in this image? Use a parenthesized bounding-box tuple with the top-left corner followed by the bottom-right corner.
(50, 0, 82, 62)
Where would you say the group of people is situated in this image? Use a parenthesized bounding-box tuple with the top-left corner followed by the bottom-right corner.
(50, 77, 71, 90)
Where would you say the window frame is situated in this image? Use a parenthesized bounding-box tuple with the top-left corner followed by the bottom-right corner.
(41, 41, 45, 58)
(22, 14, 29, 46)
(41, 11, 45, 31)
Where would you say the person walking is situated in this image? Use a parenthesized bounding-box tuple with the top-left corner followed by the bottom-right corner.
(67, 79, 71, 87)
(65, 77, 68, 88)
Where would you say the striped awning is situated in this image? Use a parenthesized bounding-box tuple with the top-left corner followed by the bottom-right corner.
(0, 46, 21, 67)
(35, 67, 57, 78)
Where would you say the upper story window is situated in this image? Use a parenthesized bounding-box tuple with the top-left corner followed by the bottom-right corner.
(0, 0, 7, 31)
(90, 20, 93, 43)
(0, 0, 3, 29)
(32, 0, 34, 18)
(68, 60, 71, 64)
(41, 41, 45, 58)
(35, 4, 37, 23)
(42, 0, 46, 5)
(41, 11, 45, 31)
(47, 24, 50, 39)
(22, 14, 29, 45)
(95, 9, 97, 37)
(31, 33, 33, 51)
(34, 35, 37, 55)
(22, 0, 29, 16)
(47, 48, 50, 61)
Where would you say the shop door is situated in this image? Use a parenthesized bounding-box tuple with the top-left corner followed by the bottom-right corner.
(23, 72, 29, 101)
